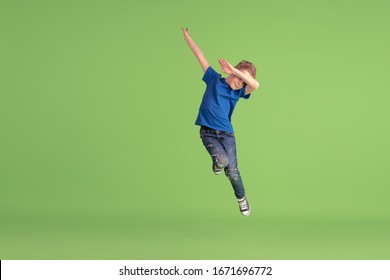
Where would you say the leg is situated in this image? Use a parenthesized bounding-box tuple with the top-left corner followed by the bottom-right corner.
(221, 133, 246, 199)
(200, 127, 228, 171)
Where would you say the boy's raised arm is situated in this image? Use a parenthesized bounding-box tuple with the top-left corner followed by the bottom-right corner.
(182, 28, 209, 72)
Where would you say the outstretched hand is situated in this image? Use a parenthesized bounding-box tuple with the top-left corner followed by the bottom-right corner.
(182, 27, 190, 39)
(219, 58, 235, 75)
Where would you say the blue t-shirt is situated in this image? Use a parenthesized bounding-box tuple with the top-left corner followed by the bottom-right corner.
(195, 66, 250, 133)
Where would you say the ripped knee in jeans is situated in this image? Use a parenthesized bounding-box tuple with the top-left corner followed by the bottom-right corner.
(214, 154, 228, 168)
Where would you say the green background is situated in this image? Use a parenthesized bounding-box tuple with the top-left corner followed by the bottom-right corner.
(1, 0, 389, 259)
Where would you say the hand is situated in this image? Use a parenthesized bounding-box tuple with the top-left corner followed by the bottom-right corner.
(219, 58, 235, 75)
(182, 27, 190, 39)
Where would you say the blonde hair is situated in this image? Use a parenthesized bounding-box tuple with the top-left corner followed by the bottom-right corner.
(235, 60, 256, 78)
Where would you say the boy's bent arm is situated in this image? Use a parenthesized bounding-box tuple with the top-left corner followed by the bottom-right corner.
(219, 58, 259, 94)
(182, 28, 209, 72)
(233, 68, 260, 94)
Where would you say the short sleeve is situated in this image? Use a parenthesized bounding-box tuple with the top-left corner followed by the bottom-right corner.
(202, 66, 219, 84)
(240, 86, 250, 99)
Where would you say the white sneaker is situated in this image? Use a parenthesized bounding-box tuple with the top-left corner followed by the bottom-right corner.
(237, 197, 251, 216)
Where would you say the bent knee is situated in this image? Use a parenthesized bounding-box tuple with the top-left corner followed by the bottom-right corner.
(215, 155, 228, 168)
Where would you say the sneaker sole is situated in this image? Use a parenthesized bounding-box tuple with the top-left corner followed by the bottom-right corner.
(212, 163, 223, 175)
(241, 209, 251, 216)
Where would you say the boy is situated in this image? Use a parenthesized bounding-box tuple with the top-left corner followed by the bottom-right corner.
(182, 28, 259, 217)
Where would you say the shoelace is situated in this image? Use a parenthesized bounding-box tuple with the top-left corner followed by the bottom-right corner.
(239, 199, 249, 210)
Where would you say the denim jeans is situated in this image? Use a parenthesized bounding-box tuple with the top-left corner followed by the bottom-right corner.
(200, 126, 245, 199)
